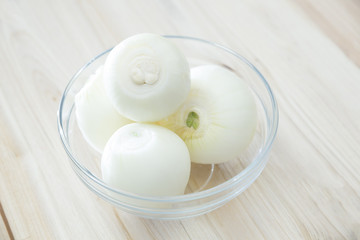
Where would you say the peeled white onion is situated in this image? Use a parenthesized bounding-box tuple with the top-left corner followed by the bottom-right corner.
(104, 33, 190, 122)
(75, 66, 132, 153)
(157, 65, 257, 164)
(101, 123, 191, 196)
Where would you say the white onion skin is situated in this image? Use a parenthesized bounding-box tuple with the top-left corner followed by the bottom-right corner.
(157, 65, 257, 164)
(104, 33, 190, 122)
(75, 66, 132, 153)
(101, 123, 191, 196)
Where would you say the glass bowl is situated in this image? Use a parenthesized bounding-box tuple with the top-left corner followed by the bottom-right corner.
(57, 36, 278, 220)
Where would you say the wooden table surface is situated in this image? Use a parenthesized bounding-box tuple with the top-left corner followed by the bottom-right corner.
(1, 0, 360, 239)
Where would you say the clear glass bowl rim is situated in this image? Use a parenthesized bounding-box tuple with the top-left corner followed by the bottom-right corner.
(57, 35, 279, 203)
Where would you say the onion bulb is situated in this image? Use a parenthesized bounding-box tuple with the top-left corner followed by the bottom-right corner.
(75, 66, 132, 153)
(104, 33, 190, 122)
(157, 65, 257, 164)
(101, 123, 191, 196)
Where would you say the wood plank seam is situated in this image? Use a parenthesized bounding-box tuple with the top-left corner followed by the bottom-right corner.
(0, 202, 15, 240)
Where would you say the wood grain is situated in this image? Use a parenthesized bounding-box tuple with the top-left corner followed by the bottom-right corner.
(0, 0, 360, 239)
